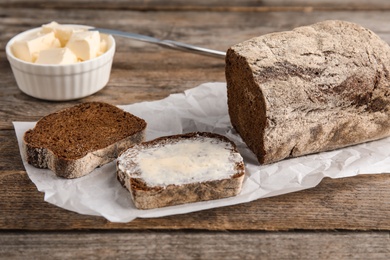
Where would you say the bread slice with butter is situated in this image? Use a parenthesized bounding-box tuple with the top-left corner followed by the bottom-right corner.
(117, 132, 245, 209)
(23, 102, 147, 179)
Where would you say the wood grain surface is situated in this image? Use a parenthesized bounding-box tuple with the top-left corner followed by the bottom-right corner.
(1, 1, 390, 259)
(1, 231, 389, 259)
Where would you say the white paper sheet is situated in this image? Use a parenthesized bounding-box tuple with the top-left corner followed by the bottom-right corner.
(13, 82, 390, 222)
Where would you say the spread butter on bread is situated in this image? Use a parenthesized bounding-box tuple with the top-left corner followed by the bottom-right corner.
(23, 102, 147, 178)
(117, 132, 245, 209)
(226, 20, 390, 164)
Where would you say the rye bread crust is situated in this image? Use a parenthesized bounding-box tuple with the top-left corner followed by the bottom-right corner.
(226, 20, 390, 164)
(117, 132, 245, 209)
(23, 102, 147, 178)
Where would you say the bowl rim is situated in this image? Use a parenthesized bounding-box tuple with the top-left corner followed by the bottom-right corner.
(5, 24, 116, 68)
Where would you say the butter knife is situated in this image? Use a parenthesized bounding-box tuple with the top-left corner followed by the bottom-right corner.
(90, 27, 226, 59)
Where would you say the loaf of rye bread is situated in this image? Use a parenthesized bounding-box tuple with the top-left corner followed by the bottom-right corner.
(23, 102, 147, 178)
(116, 132, 245, 209)
(226, 20, 390, 164)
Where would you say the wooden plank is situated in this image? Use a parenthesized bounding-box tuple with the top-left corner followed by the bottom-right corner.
(0, 231, 389, 259)
(0, 130, 24, 171)
(2, 0, 390, 11)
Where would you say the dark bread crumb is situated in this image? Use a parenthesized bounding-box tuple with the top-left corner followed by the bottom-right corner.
(24, 102, 146, 159)
(23, 102, 147, 178)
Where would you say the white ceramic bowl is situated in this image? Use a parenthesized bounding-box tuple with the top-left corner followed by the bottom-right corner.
(6, 25, 116, 101)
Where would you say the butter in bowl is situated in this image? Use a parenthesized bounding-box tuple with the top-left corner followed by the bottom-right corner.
(6, 22, 116, 101)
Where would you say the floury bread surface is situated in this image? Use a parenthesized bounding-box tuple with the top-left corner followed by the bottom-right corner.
(226, 20, 390, 164)
(117, 132, 245, 209)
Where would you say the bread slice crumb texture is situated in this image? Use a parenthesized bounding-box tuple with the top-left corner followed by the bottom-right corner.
(24, 102, 147, 160)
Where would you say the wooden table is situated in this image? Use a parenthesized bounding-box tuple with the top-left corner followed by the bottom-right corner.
(1, 1, 390, 259)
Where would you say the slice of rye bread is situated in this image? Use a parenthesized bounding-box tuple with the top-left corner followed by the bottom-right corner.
(116, 132, 245, 209)
(23, 102, 147, 179)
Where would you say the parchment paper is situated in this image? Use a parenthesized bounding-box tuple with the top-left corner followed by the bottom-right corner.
(13, 82, 390, 222)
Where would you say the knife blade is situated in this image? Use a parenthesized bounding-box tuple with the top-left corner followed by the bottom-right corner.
(89, 27, 226, 59)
